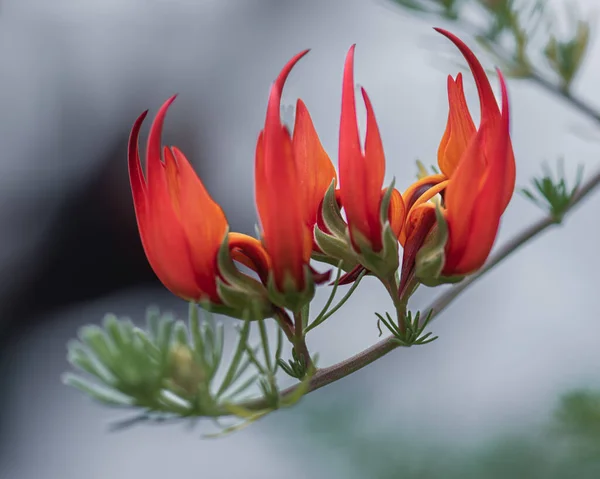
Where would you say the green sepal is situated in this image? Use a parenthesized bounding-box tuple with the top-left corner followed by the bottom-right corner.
(267, 265, 315, 313)
(313, 225, 359, 271)
(320, 180, 347, 238)
(348, 222, 398, 280)
(214, 230, 273, 319)
(379, 177, 396, 225)
(414, 205, 464, 287)
(350, 179, 400, 280)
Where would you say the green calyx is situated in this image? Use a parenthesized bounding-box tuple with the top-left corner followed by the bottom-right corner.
(350, 221, 399, 280)
(414, 205, 464, 287)
(215, 231, 274, 320)
(267, 265, 316, 313)
(345, 179, 400, 280)
(313, 226, 359, 271)
(312, 180, 360, 271)
(320, 180, 347, 238)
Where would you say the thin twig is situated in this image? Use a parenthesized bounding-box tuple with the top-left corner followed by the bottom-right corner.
(528, 72, 600, 126)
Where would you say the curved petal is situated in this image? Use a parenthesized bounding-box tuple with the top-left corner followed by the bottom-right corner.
(228, 232, 271, 284)
(442, 122, 489, 271)
(362, 86, 386, 250)
(258, 50, 310, 290)
(128, 110, 151, 256)
(144, 98, 202, 300)
(170, 146, 228, 301)
(435, 29, 498, 126)
(437, 74, 476, 177)
(399, 175, 447, 245)
(449, 70, 511, 274)
(339, 45, 386, 252)
(436, 28, 515, 210)
(387, 187, 406, 239)
(398, 204, 436, 296)
(402, 174, 447, 212)
(339, 45, 369, 248)
(292, 99, 337, 228)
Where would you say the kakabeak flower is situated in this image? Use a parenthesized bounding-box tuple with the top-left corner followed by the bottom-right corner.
(337, 44, 405, 279)
(399, 28, 516, 291)
(255, 50, 337, 309)
(128, 97, 270, 315)
(129, 51, 336, 313)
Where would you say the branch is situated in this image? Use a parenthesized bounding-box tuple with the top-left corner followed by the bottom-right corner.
(528, 72, 600, 126)
(237, 165, 600, 413)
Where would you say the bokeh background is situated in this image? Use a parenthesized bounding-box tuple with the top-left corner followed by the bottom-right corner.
(1, 0, 600, 478)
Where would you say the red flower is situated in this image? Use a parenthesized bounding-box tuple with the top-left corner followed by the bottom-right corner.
(255, 50, 336, 294)
(128, 97, 268, 303)
(401, 29, 516, 283)
(339, 45, 405, 254)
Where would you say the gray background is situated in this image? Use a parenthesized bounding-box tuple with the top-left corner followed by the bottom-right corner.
(1, 0, 599, 478)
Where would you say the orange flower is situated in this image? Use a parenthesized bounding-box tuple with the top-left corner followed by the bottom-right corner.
(436, 28, 515, 211)
(339, 45, 405, 254)
(400, 28, 515, 247)
(442, 69, 511, 275)
(401, 29, 516, 284)
(255, 50, 336, 294)
(128, 97, 269, 304)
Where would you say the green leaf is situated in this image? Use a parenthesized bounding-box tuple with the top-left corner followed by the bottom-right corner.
(63, 373, 132, 406)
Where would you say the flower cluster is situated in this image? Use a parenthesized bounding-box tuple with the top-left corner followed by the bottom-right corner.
(128, 29, 515, 333)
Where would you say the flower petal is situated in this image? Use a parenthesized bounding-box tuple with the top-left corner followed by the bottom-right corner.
(292, 99, 337, 228)
(387, 187, 406, 239)
(399, 204, 437, 296)
(339, 45, 386, 252)
(228, 232, 271, 284)
(450, 70, 511, 274)
(442, 123, 489, 271)
(170, 146, 228, 300)
(362, 86, 386, 249)
(437, 73, 476, 177)
(258, 50, 310, 290)
(436, 28, 515, 210)
(339, 45, 368, 246)
(142, 97, 201, 299)
(399, 174, 447, 245)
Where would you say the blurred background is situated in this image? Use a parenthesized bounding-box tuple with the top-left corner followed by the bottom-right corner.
(1, 0, 600, 477)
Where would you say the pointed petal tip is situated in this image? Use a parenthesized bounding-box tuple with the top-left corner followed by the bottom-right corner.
(434, 27, 454, 39)
(346, 44, 356, 58)
(130, 110, 149, 137)
(497, 68, 510, 128)
(267, 51, 310, 127)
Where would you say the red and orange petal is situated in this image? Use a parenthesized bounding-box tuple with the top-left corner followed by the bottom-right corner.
(443, 70, 511, 275)
(437, 73, 476, 177)
(256, 50, 311, 291)
(387, 188, 406, 239)
(292, 99, 337, 229)
(339, 45, 386, 252)
(436, 28, 515, 211)
(128, 96, 227, 302)
(228, 232, 271, 284)
(398, 204, 437, 295)
(399, 174, 448, 245)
